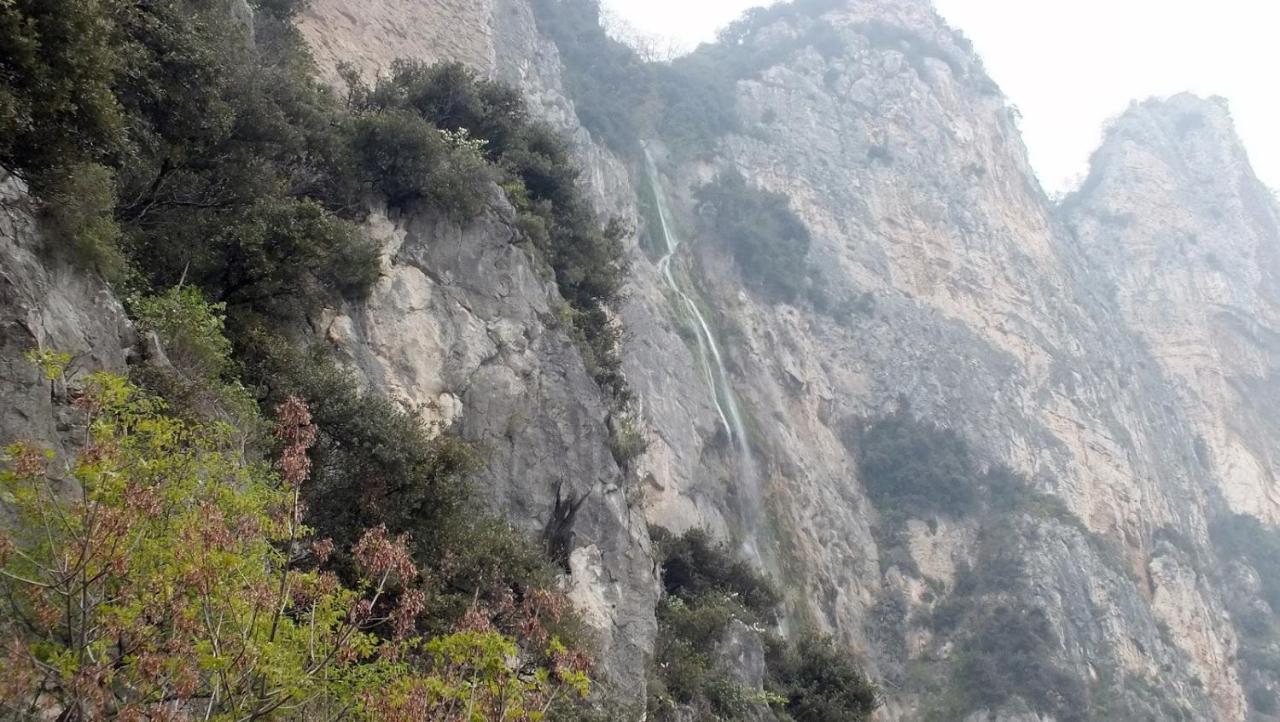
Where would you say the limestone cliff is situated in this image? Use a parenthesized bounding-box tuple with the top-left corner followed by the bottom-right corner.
(0, 179, 133, 460)
(4, 0, 1279, 719)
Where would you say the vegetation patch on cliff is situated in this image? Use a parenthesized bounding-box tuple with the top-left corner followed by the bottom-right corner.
(694, 169, 812, 302)
(647, 527, 879, 722)
(1211, 514, 1280, 717)
(847, 405, 1146, 721)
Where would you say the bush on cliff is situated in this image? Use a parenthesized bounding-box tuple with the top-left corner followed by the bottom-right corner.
(648, 527, 878, 722)
(349, 60, 633, 407)
(694, 169, 811, 302)
(0, 370, 591, 720)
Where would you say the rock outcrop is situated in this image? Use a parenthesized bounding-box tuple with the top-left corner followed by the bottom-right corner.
(0, 178, 133, 459)
(317, 194, 657, 699)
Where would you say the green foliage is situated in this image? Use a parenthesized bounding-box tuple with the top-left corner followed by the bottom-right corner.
(694, 170, 811, 301)
(348, 108, 492, 216)
(131, 286, 261, 433)
(240, 329, 477, 557)
(1211, 514, 1280, 612)
(608, 410, 648, 467)
(849, 407, 1108, 720)
(22, 348, 71, 382)
(850, 406, 981, 518)
(649, 594, 757, 720)
(647, 528, 876, 722)
(181, 196, 379, 313)
(0, 373, 591, 720)
(648, 528, 779, 720)
(133, 286, 235, 380)
(0, 0, 126, 183)
(653, 527, 780, 618)
(38, 163, 125, 279)
(942, 605, 1086, 722)
(113, 3, 379, 312)
(766, 636, 880, 722)
(2, 0, 378, 313)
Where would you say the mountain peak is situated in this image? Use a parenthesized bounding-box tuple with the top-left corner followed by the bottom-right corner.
(1067, 92, 1263, 210)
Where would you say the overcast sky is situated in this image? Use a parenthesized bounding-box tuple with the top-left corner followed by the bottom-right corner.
(604, 0, 1280, 194)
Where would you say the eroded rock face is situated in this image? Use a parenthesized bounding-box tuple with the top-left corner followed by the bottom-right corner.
(0, 178, 133, 458)
(316, 193, 658, 700)
(1064, 94, 1280, 526)
(620, 3, 1272, 720)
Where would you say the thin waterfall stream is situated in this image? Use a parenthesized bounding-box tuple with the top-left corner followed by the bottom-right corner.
(643, 147, 762, 550)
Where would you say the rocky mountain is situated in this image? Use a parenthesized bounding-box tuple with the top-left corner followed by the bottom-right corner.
(4, 0, 1279, 719)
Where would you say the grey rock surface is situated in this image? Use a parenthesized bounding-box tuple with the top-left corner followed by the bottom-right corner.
(0, 178, 133, 458)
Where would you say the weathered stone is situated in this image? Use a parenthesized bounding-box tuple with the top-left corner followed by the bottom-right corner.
(0, 178, 132, 458)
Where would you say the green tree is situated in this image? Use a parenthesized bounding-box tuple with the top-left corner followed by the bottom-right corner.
(0, 0, 127, 184)
(695, 170, 811, 302)
(767, 636, 881, 722)
(0, 372, 590, 720)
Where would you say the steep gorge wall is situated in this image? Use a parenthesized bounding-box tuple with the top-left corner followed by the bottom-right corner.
(296, 0, 1280, 718)
(3, 0, 1277, 719)
(630, 3, 1278, 718)
(298, 0, 657, 702)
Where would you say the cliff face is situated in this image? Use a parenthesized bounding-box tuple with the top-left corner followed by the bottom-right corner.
(4, 0, 1279, 719)
(1064, 94, 1280, 525)
(298, 0, 657, 702)
(624, 1, 1258, 717)
(0, 179, 133, 460)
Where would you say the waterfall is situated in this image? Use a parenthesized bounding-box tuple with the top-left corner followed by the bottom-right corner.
(643, 147, 760, 542)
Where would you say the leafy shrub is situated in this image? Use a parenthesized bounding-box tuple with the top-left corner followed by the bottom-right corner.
(649, 528, 779, 720)
(648, 528, 877, 721)
(1211, 514, 1280, 612)
(38, 162, 125, 278)
(171, 197, 379, 315)
(653, 527, 780, 618)
(851, 406, 981, 518)
(348, 107, 492, 216)
(0, 374, 591, 720)
(695, 169, 811, 301)
(608, 409, 648, 467)
(0, 0, 126, 185)
(938, 605, 1086, 722)
(766, 636, 881, 722)
(131, 286, 261, 434)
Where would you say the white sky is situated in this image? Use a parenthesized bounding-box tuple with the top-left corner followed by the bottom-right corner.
(605, 0, 1280, 194)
